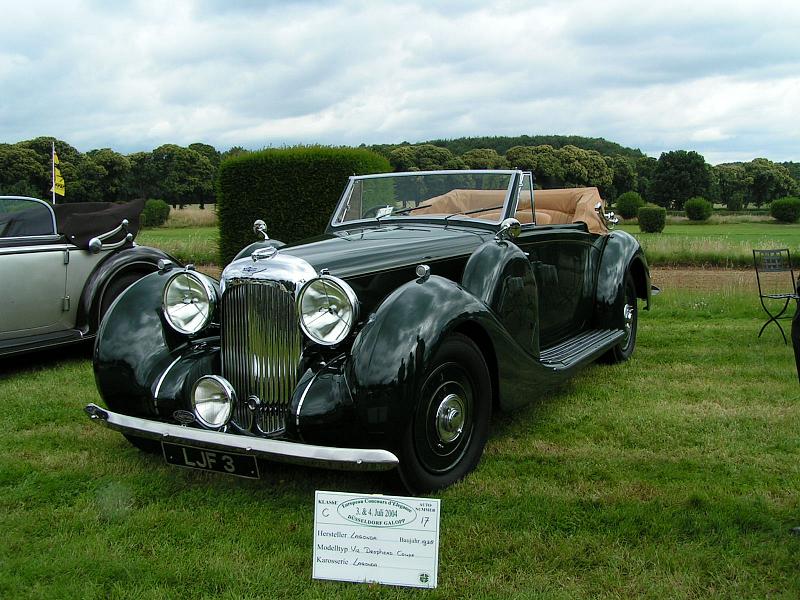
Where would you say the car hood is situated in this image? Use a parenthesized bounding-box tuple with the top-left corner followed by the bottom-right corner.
(280, 224, 493, 279)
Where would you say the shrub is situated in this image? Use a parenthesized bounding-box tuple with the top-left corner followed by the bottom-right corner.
(638, 204, 666, 233)
(140, 199, 170, 228)
(769, 196, 800, 223)
(217, 146, 390, 265)
(684, 196, 713, 221)
(615, 191, 645, 219)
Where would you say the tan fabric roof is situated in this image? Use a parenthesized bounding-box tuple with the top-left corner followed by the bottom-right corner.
(533, 187, 608, 234)
(410, 185, 608, 234)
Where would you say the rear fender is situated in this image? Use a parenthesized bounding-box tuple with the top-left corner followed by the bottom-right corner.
(593, 230, 651, 329)
(461, 239, 539, 357)
(78, 245, 178, 334)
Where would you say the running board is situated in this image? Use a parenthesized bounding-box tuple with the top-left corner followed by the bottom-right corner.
(540, 329, 624, 369)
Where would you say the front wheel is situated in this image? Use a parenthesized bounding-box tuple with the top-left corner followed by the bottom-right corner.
(603, 273, 638, 363)
(398, 333, 491, 493)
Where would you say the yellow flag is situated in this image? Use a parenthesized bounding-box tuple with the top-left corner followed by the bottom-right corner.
(53, 151, 60, 165)
(52, 167, 65, 196)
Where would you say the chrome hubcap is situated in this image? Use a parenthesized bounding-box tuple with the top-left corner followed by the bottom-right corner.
(435, 393, 465, 444)
(622, 303, 634, 345)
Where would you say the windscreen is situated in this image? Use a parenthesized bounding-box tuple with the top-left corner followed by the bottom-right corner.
(333, 172, 514, 225)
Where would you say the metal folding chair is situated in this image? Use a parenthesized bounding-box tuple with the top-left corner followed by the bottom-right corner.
(753, 249, 800, 344)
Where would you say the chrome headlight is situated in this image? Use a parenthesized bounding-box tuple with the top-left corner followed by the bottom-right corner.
(191, 375, 235, 429)
(297, 275, 359, 346)
(162, 271, 216, 334)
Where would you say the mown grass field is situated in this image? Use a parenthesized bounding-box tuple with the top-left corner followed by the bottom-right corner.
(619, 221, 800, 267)
(1, 286, 798, 599)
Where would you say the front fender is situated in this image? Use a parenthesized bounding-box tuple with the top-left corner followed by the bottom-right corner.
(593, 230, 651, 329)
(93, 269, 219, 418)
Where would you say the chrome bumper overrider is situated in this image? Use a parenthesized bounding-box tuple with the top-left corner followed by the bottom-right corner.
(84, 404, 399, 472)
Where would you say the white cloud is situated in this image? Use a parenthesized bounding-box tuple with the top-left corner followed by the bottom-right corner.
(0, 0, 798, 163)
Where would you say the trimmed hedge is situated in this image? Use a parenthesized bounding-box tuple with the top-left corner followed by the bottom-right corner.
(684, 196, 713, 221)
(140, 199, 170, 227)
(615, 191, 645, 219)
(638, 204, 666, 233)
(217, 147, 391, 265)
(769, 196, 800, 223)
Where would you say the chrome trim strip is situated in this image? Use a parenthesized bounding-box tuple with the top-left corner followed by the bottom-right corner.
(153, 354, 184, 406)
(295, 369, 320, 429)
(0, 243, 70, 255)
(85, 403, 399, 472)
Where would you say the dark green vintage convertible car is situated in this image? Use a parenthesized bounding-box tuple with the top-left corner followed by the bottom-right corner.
(85, 170, 653, 492)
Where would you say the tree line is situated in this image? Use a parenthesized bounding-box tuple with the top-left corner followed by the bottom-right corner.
(1, 135, 797, 211)
(0, 137, 247, 207)
(367, 141, 800, 211)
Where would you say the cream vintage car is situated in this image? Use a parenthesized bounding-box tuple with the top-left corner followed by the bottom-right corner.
(0, 196, 175, 356)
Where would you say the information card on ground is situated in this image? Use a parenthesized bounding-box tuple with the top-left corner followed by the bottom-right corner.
(312, 491, 441, 589)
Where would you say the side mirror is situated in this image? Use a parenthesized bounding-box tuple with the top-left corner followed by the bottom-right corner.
(495, 218, 521, 241)
(253, 219, 269, 241)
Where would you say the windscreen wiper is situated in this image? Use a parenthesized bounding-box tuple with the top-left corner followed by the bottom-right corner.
(375, 202, 433, 221)
(444, 203, 505, 223)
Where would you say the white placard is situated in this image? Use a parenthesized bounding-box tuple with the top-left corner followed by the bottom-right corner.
(313, 490, 441, 589)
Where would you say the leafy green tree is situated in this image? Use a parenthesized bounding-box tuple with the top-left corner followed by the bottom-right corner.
(66, 157, 106, 203)
(604, 155, 637, 202)
(556, 145, 613, 192)
(86, 148, 131, 203)
(127, 152, 158, 200)
(635, 156, 657, 200)
(744, 158, 798, 208)
(461, 148, 508, 169)
(781, 162, 800, 185)
(714, 164, 751, 211)
(188, 143, 220, 207)
(505, 145, 564, 188)
(0, 145, 50, 197)
(188, 143, 221, 169)
(650, 150, 711, 210)
(150, 144, 214, 208)
(388, 144, 456, 172)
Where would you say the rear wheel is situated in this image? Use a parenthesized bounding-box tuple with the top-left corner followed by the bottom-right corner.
(398, 333, 491, 493)
(604, 273, 638, 363)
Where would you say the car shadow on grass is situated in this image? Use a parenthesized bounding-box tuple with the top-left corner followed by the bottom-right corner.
(0, 341, 93, 376)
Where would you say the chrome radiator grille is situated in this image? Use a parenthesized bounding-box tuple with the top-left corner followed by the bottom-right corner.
(221, 281, 302, 435)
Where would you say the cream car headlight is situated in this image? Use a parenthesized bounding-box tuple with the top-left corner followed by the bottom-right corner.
(163, 271, 216, 334)
(191, 375, 235, 429)
(297, 275, 359, 346)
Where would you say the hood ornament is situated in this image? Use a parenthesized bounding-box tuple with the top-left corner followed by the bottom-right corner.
(253, 219, 270, 241)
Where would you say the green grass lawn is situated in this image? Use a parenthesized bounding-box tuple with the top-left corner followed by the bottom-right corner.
(2, 289, 798, 599)
(620, 222, 800, 267)
(137, 226, 219, 266)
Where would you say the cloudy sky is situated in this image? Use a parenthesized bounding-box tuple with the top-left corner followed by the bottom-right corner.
(1, 0, 798, 163)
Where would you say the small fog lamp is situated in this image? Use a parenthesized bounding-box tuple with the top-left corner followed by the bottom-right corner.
(191, 375, 235, 429)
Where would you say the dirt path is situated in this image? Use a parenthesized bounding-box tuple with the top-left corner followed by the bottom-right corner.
(650, 267, 755, 292)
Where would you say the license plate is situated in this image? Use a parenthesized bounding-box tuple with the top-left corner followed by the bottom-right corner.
(162, 442, 260, 479)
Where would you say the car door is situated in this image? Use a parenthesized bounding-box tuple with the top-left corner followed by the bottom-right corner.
(0, 197, 69, 338)
(511, 175, 599, 348)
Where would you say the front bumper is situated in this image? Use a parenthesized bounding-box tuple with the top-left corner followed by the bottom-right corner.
(84, 403, 399, 472)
